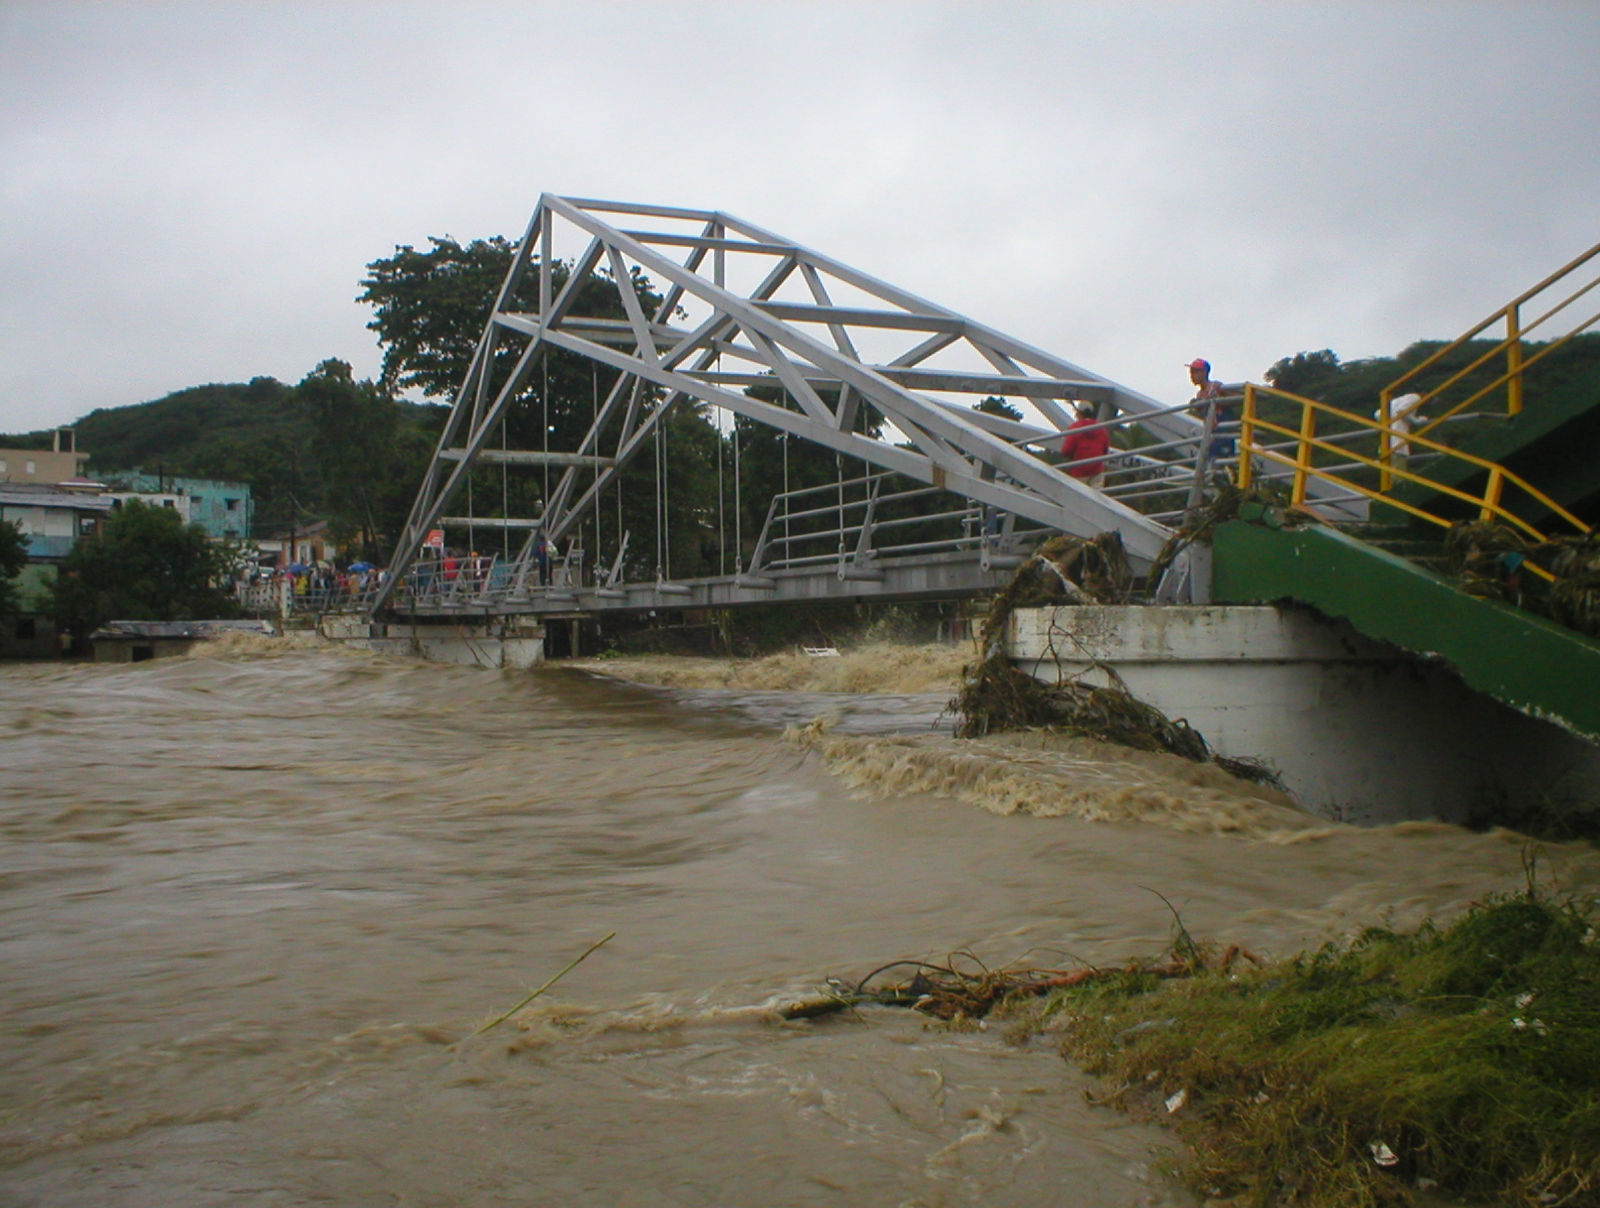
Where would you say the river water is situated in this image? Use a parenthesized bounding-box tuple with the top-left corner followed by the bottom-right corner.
(3, 642, 1596, 1207)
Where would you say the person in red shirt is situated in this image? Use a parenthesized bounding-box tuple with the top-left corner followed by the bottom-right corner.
(1059, 401, 1111, 487)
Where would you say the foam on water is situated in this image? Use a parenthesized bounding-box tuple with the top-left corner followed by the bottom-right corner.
(571, 639, 974, 694)
(786, 718, 1319, 838)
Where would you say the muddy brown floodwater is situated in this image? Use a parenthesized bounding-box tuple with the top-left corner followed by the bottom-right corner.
(3, 641, 1595, 1207)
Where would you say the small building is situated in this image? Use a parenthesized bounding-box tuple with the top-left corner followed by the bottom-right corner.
(257, 518, 341, 568)
(100, 471, 254, 541)
(0, 482, 115, 658)
(0, 428, 89, 487)
(103, 488, 191, 524)
(1, 482, 114, 559)
(88, 618, 276, 663)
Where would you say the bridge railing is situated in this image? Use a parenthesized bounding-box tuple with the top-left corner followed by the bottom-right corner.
(1377, 239, 1600, 488)
(238, 576, 390, 619)
(1238, 382, 1590, 579)
(250, 554, 590, 618)
(743, 401, 1290, 578)
(744, 471, 1035, 577)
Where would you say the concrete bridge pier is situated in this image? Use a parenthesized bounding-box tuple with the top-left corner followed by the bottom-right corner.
(1007, 604, 1600, 826)
(319, 614, 546, 669)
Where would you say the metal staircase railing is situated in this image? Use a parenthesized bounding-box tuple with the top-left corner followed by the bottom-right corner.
(1232, 240, 1600, 587)
(1377, 239, 1600, 489)
(1237, 383, 1590, 581)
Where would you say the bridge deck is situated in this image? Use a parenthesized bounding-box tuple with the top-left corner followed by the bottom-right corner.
(381, 548, 1029, 621)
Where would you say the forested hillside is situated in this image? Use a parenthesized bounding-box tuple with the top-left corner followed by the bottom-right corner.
(1262, 332, 1600, 439)
(71, 377, 307, 472)
(1, 371, 447, 558)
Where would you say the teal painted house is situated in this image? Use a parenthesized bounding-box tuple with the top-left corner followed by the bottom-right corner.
(103, 472, 254, 540)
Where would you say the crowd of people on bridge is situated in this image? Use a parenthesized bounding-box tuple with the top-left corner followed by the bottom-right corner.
(240, 537, 576, 615)
(237, 561, 389, 613)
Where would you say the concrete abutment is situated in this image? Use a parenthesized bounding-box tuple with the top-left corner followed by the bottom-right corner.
(318, 614, 546, 669)
(1008, 604, 1600, 825)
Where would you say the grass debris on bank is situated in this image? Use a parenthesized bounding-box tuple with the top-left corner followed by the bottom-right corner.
(1042, 886, 1600, 1207)
(795, 884, 1599, 1207)
(778, 933, 1246, 1024)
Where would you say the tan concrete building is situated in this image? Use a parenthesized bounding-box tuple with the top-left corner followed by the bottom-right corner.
(0, 429, 89, 486)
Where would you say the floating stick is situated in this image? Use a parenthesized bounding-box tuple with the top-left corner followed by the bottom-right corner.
(473, 931, 616, 1037)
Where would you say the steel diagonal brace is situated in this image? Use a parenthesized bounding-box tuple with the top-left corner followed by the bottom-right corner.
(540, 195, 1114, 517)
(798, 261, 862, 361)
(604, 246, 661, 366)
(532, 323, 1157, 557)
(372, 328, 551, 611)
(550, 196, 1165, 551)
(738, 326, 837, 425)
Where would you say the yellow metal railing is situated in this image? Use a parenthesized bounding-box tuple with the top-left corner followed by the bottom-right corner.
(1238, 383, 1590, 582)
(1376, 239, 1600, 488)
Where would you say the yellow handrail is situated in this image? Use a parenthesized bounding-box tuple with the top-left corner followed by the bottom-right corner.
(1238, 383, 1589, 582)
(1419, 305, 1600, 437)
(1377, 239, 1600, 449)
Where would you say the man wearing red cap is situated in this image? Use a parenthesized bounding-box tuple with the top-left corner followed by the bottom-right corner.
(1188, 358, 1235, 462)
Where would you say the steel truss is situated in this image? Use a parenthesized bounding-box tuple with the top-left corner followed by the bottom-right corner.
(370, 195, 1197, 613)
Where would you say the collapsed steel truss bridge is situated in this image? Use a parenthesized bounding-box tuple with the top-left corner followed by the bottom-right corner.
(370, 195, 1219, 618)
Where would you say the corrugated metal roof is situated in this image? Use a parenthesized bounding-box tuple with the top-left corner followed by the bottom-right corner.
(0, 484, 115, 510)
(89, 619, 275, 640)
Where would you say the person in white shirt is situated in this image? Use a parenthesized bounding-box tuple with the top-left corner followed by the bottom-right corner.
(1376, 392, 1425, 471)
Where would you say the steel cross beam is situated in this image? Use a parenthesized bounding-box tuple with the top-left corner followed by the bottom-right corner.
(371, 196, 1187, 614)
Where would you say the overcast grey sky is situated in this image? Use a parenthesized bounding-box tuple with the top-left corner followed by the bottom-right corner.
(2, 0, 1596, 436)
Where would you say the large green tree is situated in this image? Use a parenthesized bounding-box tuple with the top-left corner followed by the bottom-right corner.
(360, 236, 663, 412)
(359, 236, 523, 399)
(1264, 348, 1342, 394)
(297, 358, 403, 561)
(52, 500, 238, 635)
(974, 395, 1024, 421)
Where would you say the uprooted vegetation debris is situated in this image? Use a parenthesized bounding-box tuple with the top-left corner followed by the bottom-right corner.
(1413, 520, 1600, 639)
(1547, 530, 1600, 638)
(787, 881, 1600, 1208)
(950, 531, 1278, 784)
(777, 922, 1252, 1025)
